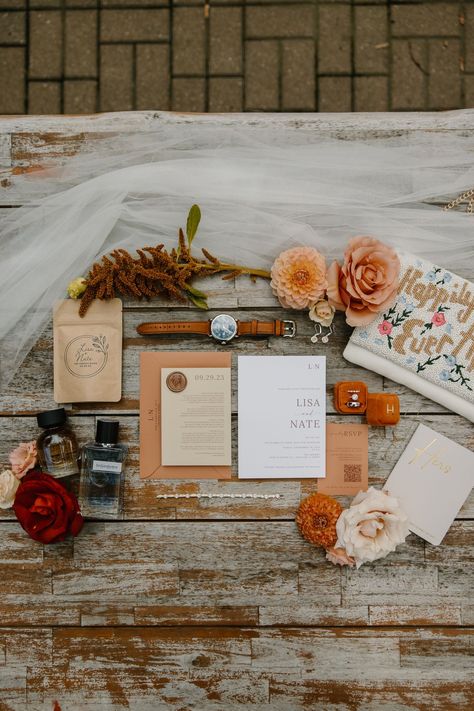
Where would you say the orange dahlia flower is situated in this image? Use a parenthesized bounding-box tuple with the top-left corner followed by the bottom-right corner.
(271, 247, 327, 309)
(296, 493, 342, 549)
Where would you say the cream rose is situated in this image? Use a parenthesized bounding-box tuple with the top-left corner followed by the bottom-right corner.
(0, 469, 20, 509)
(333, 487, 409, 568)
(309, 299, 335, 327)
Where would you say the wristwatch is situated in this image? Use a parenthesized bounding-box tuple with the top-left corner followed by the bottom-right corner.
(136, 314, 296, 345)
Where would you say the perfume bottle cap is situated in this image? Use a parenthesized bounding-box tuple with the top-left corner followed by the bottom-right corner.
(37, 407, 67, 429)
(96, 419, 119, 445)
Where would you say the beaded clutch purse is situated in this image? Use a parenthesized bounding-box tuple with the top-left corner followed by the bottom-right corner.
(343, 254, 474, 422)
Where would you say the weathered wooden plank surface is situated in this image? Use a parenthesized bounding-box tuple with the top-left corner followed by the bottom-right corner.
(0, 519, 472, 630)
(0, 111, 473, 711)
(2, 628, 470, 709)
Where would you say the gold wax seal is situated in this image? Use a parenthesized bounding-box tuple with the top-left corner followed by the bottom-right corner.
(166, 371, 187, 393)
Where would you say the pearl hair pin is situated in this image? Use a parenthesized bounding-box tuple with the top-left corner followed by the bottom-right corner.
(156, 493, 282, 500)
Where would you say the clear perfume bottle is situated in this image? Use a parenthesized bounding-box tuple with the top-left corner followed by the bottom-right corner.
(36, 408, 79, 495)
(79, 419, 127, 518)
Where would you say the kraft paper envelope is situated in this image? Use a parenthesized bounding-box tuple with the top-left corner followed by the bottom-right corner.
(140, 351, 232, 479)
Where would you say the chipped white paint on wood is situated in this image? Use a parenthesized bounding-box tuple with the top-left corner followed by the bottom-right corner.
(0, 111, 473, 710)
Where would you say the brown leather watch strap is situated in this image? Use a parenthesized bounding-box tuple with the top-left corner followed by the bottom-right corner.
(136, 321, 210, 336)
(237, 320, 285, 336)
(137, 318, 296, 338)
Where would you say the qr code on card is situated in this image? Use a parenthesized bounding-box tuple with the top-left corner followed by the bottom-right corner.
(344, 463, 362, 482)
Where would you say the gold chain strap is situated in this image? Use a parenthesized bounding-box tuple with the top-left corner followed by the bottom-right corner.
(443, 188, 474, 213)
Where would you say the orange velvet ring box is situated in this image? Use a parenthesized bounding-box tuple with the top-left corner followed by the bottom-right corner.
(334, 381, 400, 426)
(334, 381, 368, 413)
(366, 393, 400, 426)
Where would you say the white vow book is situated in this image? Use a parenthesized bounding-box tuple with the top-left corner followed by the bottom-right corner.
(384, 423, 474, 545)
(238, 355, 326, 479)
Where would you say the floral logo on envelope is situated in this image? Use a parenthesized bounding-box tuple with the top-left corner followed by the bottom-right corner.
(64, 334, 109, 378)
(352, 254, 474, 400)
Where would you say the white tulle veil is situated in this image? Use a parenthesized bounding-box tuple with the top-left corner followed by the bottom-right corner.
(1, 117, 474, 389)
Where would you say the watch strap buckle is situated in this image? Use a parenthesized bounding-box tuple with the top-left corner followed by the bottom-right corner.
(282, 320, 296, 338)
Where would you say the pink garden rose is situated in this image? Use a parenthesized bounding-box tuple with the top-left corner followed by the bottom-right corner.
(327, 237, 400, 327)
(378, 320, 393, 336)
(431, 311, 446, 327)
(271, 247, 327, 310)
(9, 441, 38, 480)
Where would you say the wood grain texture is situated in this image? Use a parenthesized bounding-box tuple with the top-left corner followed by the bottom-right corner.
(0, 110, 473, 710)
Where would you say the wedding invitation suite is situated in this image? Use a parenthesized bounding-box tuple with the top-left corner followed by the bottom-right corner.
(318, 423, 368, 496)
(238, 355, 326, 479)
(384, 423, 474, 545)
(139, 351, 232, 479)
(161, 367, 231, 466)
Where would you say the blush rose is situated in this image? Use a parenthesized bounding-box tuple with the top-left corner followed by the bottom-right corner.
(9, 441, 37, 479)
(327, 237, 400, 327)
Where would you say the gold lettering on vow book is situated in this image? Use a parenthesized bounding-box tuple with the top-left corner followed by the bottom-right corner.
(408, 438, 451, 475)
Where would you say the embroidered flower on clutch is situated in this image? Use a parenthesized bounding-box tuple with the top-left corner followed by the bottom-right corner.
(420, 305, 450, 335)
(377, 320, 393, 336)
(376, 303, 413, 349)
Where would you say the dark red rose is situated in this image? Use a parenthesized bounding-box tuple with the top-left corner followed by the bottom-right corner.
(13, 470, 83, 544)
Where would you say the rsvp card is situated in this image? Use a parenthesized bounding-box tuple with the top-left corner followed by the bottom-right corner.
(318, 423, 368, 496)
(161, 367, 231, 466)
(384, 423, 474, 545)
(238, 355, 326, 479)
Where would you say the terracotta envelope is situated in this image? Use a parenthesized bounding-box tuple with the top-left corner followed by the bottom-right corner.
(140, 351, 232, 479)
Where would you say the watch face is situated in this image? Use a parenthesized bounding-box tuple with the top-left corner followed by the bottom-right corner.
(210, 314, 238, 342)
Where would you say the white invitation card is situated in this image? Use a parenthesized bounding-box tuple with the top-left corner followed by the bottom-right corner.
(161, 367, 231, 466)
(384, 423, 474, 545)
(238, 355, 326, 479)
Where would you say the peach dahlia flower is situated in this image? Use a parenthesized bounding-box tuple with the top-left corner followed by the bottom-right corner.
(271, 247, 327, 310)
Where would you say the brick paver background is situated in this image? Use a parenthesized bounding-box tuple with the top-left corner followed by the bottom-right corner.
(1, 1, 473, 114)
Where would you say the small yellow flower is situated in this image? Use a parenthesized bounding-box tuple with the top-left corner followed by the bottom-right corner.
(67, 277, 87, 299)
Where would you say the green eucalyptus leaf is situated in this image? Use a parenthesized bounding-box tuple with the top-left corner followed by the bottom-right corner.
(186, 204, 201, 246)
(185, 284, 208, 299)
(187, 293, 208, 310)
